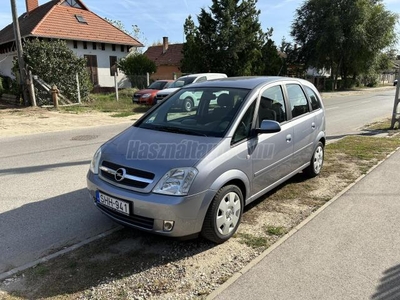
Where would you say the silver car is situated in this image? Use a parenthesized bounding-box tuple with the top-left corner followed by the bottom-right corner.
(87, 77, 326, 243)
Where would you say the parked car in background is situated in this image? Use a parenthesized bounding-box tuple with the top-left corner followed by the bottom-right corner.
(155, 73, 228, 111)
(132, 80, 174, 105)
(87, 77, 325, 243)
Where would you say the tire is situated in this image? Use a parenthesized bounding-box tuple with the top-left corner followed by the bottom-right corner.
(201, 185, 243, 244)
(183, 98, 194, 112)
(304, 141, 324, 177)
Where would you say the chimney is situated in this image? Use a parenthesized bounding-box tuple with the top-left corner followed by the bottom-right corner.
(162, 37, 168, 54)
(26, 0, 39, 14)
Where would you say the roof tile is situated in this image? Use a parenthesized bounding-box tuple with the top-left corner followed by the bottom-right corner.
(144, 44, 183, 66)
(0, 0, 142, 47)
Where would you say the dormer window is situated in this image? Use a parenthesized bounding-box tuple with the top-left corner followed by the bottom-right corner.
(75, 14, 87, 24)
(62, 0, 83, 8)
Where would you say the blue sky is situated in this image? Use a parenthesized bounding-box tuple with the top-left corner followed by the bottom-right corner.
(0, 0, 399, 48)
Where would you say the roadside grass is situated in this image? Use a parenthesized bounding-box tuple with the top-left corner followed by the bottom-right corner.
(1, 126, 400, 299)
(59, 88, 151, 117)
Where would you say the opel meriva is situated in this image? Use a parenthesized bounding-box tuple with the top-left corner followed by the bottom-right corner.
(87, 77, 326, 243)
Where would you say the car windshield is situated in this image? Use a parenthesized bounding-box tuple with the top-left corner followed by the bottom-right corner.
(136, 87, 250, 137)
(148, 81, 168, 90)
(168, 77, 197, 88)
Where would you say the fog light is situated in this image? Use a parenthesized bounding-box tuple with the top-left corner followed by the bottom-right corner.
(163, 220, 175, 232)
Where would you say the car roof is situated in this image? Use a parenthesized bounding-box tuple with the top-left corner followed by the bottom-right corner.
(185, 76, 313, 90)
(178, 73, 227, 78)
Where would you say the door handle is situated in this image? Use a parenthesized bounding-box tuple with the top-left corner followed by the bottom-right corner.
(286, 134, 292, 143)
(311, 122, 316, 129)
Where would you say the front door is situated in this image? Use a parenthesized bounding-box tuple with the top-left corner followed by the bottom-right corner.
(84, 55, 98, 86)
(251, 84, 294, 196)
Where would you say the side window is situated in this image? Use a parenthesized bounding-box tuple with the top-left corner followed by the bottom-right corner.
(286, 84, 310, 118)
(259, 86, 286, 124)
(305, 86, 322, 111)
(195, 76, 207, 83)
(232, 102, 256, 145)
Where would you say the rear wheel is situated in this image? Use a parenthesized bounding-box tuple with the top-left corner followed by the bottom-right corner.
(304, 141, 324, 177)
(183, 98, 194, 112)
(201, 185, 243, 244)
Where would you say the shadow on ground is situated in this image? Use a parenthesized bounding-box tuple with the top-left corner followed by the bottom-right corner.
(372, 264, 400, 300)
(0, 187, 216, 299)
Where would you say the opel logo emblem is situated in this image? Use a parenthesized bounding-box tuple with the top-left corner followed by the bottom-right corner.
(115, 168, 126, 182)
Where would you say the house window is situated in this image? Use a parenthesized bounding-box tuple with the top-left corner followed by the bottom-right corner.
(83, 41, 87, 49)
(62, 0, 83, 8)
(101, 43, 105, 51)
(75, 14, 88, 24)
(112, 44, 116, 51)
(120, 45, 125, 52)
(73, 40, 78, 49)
(92, 42, 97, 50)
(110, 56, 117, 76)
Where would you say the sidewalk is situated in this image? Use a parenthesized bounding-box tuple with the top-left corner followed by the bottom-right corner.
(210, 149, 400, 300)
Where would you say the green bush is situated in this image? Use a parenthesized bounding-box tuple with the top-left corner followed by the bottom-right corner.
(16, 39, 92, 102)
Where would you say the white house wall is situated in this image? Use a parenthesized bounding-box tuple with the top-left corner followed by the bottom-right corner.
(0, 42, 132, 89)
(66, 40, 131, 88)
(0, 52, 16, 78)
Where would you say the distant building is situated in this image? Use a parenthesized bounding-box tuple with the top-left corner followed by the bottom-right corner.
(0, 0, 143, 91)
(144, 37, 183, 80)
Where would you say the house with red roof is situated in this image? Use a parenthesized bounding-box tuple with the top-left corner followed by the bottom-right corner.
(144, 37, 183, 80)
(0, 0, 143, 90)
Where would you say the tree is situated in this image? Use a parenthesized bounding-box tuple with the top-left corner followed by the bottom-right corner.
(291, 0, 398, 89)
(21, 39, 92, 101)
(255, 29, 282, 76)
(181, 0, 266, 76)
(118, 53, 157, 88)
(105, 18, 146, 51)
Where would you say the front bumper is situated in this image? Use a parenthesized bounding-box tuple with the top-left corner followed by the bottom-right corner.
(87, 171, 214, 237)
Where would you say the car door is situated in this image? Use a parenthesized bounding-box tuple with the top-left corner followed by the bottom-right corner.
(284, 83, 315, 170)
(250, 85, 294, 196)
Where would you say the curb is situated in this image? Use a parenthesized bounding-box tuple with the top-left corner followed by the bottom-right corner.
(207, 146, 400, 299)
(0, 226, 122, 281)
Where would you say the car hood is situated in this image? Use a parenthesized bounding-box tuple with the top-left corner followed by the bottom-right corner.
(100, 126, 222, 191)
(135, 89, 157, 95)
(157, 87, 179, 95)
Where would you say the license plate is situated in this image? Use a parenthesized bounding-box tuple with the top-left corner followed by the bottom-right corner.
(96, 191, 130, 215)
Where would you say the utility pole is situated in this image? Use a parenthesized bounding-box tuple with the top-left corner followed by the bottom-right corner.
(10, 0, 29, 105)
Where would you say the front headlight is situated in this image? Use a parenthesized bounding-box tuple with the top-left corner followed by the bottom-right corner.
(153, 167, 198, 196)
(89, 147, 102, 174)
(142, 93, 151, 98)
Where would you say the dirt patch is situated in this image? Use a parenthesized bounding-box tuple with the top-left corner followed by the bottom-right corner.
(0, 106, 141, 138)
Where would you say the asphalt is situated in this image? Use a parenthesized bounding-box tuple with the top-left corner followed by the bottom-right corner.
(209, 148, 400, 300)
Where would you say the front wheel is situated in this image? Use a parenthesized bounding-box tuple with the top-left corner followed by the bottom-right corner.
(201, 185, 243, 244)
(183, 98, 194, 112)
(304, 141, 324, 177)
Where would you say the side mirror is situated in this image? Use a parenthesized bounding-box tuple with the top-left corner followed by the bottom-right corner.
(255, 120, 281, 134)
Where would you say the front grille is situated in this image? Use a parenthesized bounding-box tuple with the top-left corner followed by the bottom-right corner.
(97, 203, 154, 229)
(100, 161, 155, 189)
(155, 94, 168, 100)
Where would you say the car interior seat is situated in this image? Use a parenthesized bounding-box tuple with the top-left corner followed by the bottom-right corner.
(213, 93, 234, 119)
(258, 97, 277, 125)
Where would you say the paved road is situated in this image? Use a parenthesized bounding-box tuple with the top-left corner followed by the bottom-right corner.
(323, 88, 396, 139)
(0, 87, 397, 274)
(0, 123, 131, 273)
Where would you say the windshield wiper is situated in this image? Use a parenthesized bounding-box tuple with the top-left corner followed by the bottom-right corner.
(154, 125, 207, 137)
